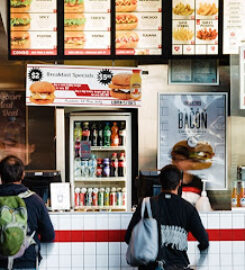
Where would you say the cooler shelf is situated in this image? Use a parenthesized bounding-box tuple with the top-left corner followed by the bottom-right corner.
(74, 177, 126, 182)
(91, 146, 126, 151)
(74, 206, 126, 211)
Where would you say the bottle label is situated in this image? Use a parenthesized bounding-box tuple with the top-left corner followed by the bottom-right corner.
(240, 197, 245, 207)
(104, 130, 111, 136)
(112, 137, 119, 145)
(232, 198, 237, 207)
(82, 130, 90, 136)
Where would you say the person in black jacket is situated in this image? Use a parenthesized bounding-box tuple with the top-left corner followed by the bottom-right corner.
(0, 155, 55, 270)
(125, 164, 209, 270)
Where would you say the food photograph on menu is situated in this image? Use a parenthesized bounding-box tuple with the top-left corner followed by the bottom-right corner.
(64, 0, 111, 55)
(115, 0, 162, 55)
(9, 0, 57, 56)
(172, 0, 218, 55)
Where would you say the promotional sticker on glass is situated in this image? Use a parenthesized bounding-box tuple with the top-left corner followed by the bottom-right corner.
(158, 93, 227, 189)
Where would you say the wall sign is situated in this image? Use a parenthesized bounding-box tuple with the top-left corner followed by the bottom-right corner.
(158, 93, 227, 190)
(26, 64, 142, 108)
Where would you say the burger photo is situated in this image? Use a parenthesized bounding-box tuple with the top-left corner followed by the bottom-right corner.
(116, 0, 137, 12)
(171, 140, 215, 170)
(109, 73, 132, 100)
(116, 31, 139, 49)
(10, 31, 30, 49)
(116, 13, 138, 30)
(10, 0, 32, 12)
(64, 0, 84, 12)
(10, 13, 31, 31)
(64, 31, 86, 49)
(64, 13, 86, 31)
(29, 81, 55, 105)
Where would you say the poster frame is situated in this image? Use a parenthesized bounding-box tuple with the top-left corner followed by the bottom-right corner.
(157, 92, 228, 190)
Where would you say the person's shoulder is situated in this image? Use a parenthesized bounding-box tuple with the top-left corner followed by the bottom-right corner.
(179, 196, 196, 211)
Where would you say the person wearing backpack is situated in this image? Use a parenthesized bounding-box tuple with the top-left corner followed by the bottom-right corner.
(125, 164, 209, 270)
(0, 155, 55, 270)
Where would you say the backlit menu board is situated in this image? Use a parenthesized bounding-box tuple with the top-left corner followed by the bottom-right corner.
(172, 0, 218, 55)
(10, 0, 57, 56)
(64, 0, 111, 55)
(115, 0, 162, 55)
(223, 0, 245, 54)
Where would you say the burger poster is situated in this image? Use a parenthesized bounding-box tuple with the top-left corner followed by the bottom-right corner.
(64, 0, 111, 55)
(158, 93, 227, 189)
(115, 0, 162, 55)
(26, 64, 142, 107)
(172, 0, 219, 55)
(9, 0, 57, 56)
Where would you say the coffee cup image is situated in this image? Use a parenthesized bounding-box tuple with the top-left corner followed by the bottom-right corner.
(29, 81, 55, 105)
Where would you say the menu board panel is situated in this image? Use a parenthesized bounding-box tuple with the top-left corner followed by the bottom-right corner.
(115, 0, 162, 55)
(64, 0, 111, 56)
(172, 0, 218, 55)
(9, 0, 57, 56)
(223, 0, 245, 54)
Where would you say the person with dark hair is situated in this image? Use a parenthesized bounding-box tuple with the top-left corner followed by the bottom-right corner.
(0, 155, 55, 270)
(125, 164, 209, 270)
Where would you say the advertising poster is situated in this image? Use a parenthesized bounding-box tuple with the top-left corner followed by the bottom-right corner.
(115, 0, 162, 55)
(223, 0, 245, 54)
(240, 46, 245, 109)
(64, 0, 111, 55)
(172, 0, 218, 55)
(158, 93, 227, 189)
(169, 59, 219, 85)
(26, 64, 142, 108)
(9, 0, 57, 56)
(0, 91, 27, 164)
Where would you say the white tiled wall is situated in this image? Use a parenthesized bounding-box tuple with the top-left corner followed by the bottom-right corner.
(39, 212, 245, 270)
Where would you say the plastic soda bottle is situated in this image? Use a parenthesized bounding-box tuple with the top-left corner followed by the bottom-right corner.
(104, 188, 110, 206)
(89, 154, 97, 178)
(103, 122, 111, 146)
(92, 188, 99, 206)
(98, 188, 105, 206)
(102, 158, 110, 177)
(111, 122, 119, 146)
(98, 122, 103, 146)
(116, 188, 122, 206)
(74, 122, 82, 141)
(110, 187, 117, 206)
(122, 187, 126, 206)
(239, 181, 245, 207)
(110, 153, 118, 177)
(118, 152, 126, 177)
(86, 188, 93, 206)
(96, 158, 103, 177)
(130, 69, 141, 100)
(80, 188, 87, 206)
(74, 188, 80, 207)
(91, 122, 98, 146)
(82, 122, 90, 141)
(231, 181, 239, 207)
(119, 121, 126, 146)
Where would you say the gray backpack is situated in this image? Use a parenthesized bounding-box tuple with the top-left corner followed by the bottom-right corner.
(126, 197, 159, 266)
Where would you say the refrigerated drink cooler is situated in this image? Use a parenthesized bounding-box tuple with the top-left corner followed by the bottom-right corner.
(69, 112, 132, 212)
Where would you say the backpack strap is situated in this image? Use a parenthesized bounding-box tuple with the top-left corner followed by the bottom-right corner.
(18, 190, 35, 199)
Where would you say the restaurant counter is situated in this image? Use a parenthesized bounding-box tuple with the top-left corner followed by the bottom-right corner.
(39, 211, 245, 270)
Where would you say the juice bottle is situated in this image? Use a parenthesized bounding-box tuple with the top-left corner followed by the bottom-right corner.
(130, 69, 141, 100)
(111, 122, 119, 146)
(231, 181, 239, 207)
(239, 181, 245, 207)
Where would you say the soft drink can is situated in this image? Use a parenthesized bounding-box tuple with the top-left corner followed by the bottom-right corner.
(116, 188, 122, 206)
(104, 188, 110, 206)
(110, 187, 117, 206)
(86, 188, 93, 206)
(92, 188, 99, 206)
(74, 188, 80, 207)
(98, 188, 105, 206)
(79, 188, 87, 206)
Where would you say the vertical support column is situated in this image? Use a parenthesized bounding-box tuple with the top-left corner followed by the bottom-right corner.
(56, 107, 65, 182)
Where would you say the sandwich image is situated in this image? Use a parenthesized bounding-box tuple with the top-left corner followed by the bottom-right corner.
(116, 13, 138, 30)
(10, 0, 32, 12)
(29, 81, 55, 105)
(64, 13, 86, 31)
(10, 13, 31, 31)
(116, 31, 139, 49)
(171, 140, 215, 170)
(64, 31, 85, 49)
(64, 0, 84, 12)
(10, 31, 30, 49)
(109, 73, 132, 100)
(116, 0, 137, 12)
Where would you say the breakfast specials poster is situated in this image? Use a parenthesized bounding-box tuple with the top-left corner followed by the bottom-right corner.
(26, 64, 142, 108)
(158, 93, 227, 189)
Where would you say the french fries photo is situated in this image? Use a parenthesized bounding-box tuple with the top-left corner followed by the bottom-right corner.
(173, 2, 194, 16)
(173, 27, 194, 41)
(197, 3, 218, 16)
(197, 28, 217, 40)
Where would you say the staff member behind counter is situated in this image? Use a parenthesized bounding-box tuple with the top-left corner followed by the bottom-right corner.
(171, 139, 215, 206)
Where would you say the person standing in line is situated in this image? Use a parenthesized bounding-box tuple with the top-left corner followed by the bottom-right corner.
(0, 155, 55, 270)
(125, 164, 209, 270)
